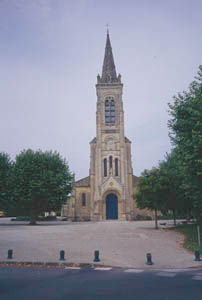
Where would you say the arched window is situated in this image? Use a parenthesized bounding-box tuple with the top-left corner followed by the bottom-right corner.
(105, 97, 115, 125)
(110, 100, 115, 124)
(115, 158, 118, 176)
(104, 158, 107, 177)
(82, 193, 86, 206)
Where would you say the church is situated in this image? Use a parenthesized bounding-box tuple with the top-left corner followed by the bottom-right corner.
(62, 32, 144, 221)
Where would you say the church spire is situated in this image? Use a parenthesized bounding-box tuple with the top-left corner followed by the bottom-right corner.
(98, 31, 121, 84)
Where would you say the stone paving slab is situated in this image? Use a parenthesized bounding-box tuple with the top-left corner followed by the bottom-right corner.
(0, 218, 201, 269)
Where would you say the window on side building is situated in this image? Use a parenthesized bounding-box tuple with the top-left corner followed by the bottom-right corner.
(82, 193, 86, 206)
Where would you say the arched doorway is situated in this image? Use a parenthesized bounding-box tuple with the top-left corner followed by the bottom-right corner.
(106, 193, 118, 219)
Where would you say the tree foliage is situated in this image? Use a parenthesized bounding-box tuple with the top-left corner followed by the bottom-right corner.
(135, 65, 202, 224)
(157, 149, 190, 223)
(12, 149, 73, 224)
(168, 65, 202, 218)
(0, 152, 12, 211)
(135, 168, 164, 229)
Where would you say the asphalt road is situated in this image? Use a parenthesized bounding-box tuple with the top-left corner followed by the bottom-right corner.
(0, 266, 202, 300)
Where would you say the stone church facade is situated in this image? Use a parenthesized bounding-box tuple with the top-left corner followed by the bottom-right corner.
(62, 32, 145, 221)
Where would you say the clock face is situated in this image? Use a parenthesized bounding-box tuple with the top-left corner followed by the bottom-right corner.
(108, 139, 113, 145)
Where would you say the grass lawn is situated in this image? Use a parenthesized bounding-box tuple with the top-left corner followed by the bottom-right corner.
(172, 223, 202, 253)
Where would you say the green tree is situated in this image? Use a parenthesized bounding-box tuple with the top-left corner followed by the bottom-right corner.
(168, 65, 202, 222)
(13, 149, 73, 224)
(158, 149, 186, 224)
(134, 168, 165, 229)
(0, 152, 12, 212)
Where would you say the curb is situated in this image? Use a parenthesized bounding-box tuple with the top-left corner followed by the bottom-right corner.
(0, 261, 201, 270)
(0, 261, 115, 269)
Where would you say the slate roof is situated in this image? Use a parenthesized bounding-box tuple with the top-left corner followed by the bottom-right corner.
(75, 176, 90, 187)
(101, 31, 117, 83)
(75, 175, 138, 187)
(90, 137, 97, 144)
(125, 136, 131, 143)
(132, 175, 139, 187)
(97, 31, 121, 84)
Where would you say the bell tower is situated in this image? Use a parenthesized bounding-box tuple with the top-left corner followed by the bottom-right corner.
(62, 31, 139, 221)
(89, 31, 134, 221)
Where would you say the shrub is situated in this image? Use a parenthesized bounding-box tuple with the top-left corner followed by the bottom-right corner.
(136, 214, 152, 221)
(11, 215, 57, 221)
(158, 214, 186, 220)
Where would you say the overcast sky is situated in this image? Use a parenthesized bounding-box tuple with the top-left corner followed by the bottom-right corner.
(1, 0, 202, 179)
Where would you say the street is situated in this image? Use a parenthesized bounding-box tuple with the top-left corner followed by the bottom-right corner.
(0, 266, 202, 300)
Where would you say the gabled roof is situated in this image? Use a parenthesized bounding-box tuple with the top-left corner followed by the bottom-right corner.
(90, 137, 97, 144)
(75, 175, 138, 187)
(75, 176, 90, 187)
(132, 175, 139, 187)
(125, 136, 131, 143)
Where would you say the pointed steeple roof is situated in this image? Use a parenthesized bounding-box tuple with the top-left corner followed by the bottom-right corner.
(99, 31, 121, 84)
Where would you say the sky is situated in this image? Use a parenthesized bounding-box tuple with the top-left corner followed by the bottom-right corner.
(1, 0, 202, 180)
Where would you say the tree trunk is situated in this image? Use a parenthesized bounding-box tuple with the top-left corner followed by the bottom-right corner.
(29, 219, 36, 225)
(199, 213, 202, 226)
(29, 212, 37, 225)
(194, 208, 202, 226)
(154, 208, 158, 229)
(173, 209, 176, 226)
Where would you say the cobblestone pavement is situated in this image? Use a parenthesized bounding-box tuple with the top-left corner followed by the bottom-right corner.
(0, 218, 201, 269)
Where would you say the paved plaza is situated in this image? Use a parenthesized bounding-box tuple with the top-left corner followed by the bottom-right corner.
(0, 218, 201, 269)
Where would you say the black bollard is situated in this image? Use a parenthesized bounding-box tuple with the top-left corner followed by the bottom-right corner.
(8, 249, 13, 259)
(194, 250, 201, 261)
(94, 250, 100, 262)
(146, 253, 153, 265)
(60, 250, 65, 261)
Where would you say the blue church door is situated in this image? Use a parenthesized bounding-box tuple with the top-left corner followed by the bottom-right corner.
(106, 194, 118, 220)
